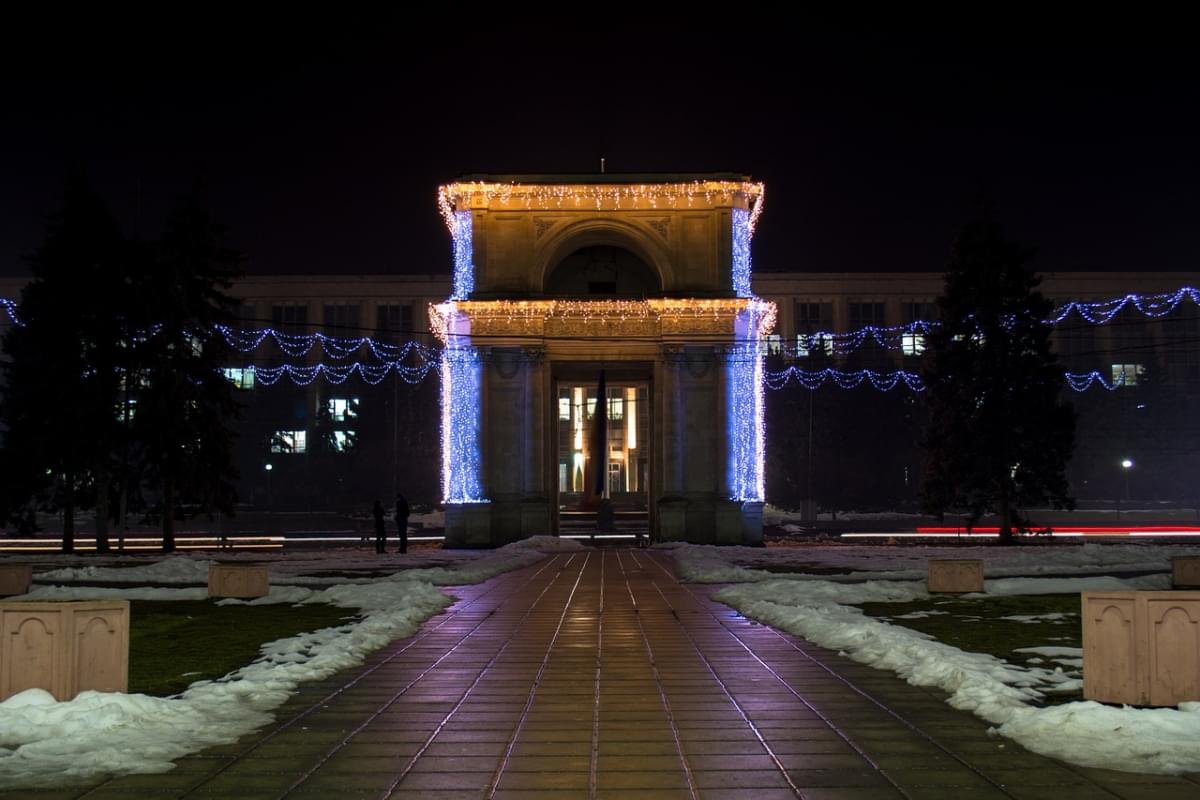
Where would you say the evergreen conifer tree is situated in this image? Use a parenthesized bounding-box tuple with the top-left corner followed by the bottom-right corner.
(921, 220, 1076, 543)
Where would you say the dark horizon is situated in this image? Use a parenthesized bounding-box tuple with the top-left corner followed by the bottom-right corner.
(3, 24, 1199, 279)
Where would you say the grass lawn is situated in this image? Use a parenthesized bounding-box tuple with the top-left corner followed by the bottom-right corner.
(128, 600, 356, 696)
(857, 593, 1083, 704)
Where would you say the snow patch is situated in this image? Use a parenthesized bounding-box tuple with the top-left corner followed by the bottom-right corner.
(683, 545, 1200, 775)
(0, 540, 569, 788)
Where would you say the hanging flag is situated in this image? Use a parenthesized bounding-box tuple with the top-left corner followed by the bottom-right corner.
(581, 370, 607, 510)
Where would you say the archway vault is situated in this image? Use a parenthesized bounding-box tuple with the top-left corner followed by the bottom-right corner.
(535, 218, 674, 296)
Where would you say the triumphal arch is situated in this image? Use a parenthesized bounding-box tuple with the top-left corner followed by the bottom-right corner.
(431, 174, 774, 546)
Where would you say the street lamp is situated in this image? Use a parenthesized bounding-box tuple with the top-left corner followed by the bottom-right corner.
(264, 463, 273, 509)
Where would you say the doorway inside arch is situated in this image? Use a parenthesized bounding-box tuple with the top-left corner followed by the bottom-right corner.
(554, 375, 650, 537)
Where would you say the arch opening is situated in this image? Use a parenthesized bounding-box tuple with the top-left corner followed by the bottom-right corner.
(544, 245, 662, 299)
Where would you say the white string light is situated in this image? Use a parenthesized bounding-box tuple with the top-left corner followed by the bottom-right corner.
(437, 179, 765, 230)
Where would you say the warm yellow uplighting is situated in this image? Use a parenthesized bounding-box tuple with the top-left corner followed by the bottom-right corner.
(625, 387, 637, 451)
(438, 179, 765, 234)
(430, 298, 777, 343)
(573, 387, 584, 450)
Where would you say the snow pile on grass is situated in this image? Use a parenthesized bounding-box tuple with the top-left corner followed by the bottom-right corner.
(717, 541, 1200, 582)
(16, 586, 208, 602)
(981, 574, 1171, 595)
(0, 538, 576, 787)
(37, 557, 212, 584)
(681, 546, 1200, 774)
(671, 545, 768, 584)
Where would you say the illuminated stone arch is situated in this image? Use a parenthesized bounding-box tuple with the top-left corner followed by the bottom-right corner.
(534, 219, 674, 296)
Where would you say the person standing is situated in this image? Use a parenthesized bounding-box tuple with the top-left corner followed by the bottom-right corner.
(394, 493, 410, 554)
(372, 499, 386, 554)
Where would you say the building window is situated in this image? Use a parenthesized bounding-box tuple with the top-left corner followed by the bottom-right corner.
(323, 303, 361, 336)
(608, 462, 622, 495)
(271, 304, 308, 334)
(902, 301, 936, 357)
(559, 461, 569, 492)
(607, 396, 623, 420)
(376, 303, 414, 342)
(223, 367, 255, 390)
(1111, 363, 1145, 387)
(848, 301, 886, 329)
(558, 397, 571, 421)
(765, 334, 782, 355)
(794, 301, 833, 357)
(901, 333, 926, 357)
(271, 430, 307, 454)
(903, 301, 937, 325)
(333, 430, 356, 452)
(114, 398, 136, 423)
(328, 397, 359, 422)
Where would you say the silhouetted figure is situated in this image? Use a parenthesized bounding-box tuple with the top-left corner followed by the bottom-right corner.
(394, 493, 410, 554)
(597, 499, 614, 533)
(372, 499, 386, 554)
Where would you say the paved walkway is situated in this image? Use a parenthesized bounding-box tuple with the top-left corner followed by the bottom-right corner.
(17, 549, 1200, 799)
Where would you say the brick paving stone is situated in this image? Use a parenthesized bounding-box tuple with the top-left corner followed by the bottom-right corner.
(27, 549, 1200, 800)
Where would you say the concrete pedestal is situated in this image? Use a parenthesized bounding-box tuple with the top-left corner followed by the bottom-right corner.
(1083, 591, 1200, 706)
(927, 560, 985, 594)
(0, 599, 129, 701)
(208, 564, 269, 599)
(0, 565, 32, 597)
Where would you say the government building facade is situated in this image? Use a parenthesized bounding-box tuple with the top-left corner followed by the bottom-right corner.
(2, 175, 1195, 544)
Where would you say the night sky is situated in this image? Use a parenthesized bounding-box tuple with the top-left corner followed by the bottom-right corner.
(2, 23, 1198, 279)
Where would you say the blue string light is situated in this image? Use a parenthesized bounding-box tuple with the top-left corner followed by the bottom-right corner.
(213, 324, 440, 362)
(1047, 287, 1200, 325)
(451, 209, 475, 300)
(4, 286, 1198, 360)
(764, 366, 1138, 394)
(765, 366, 928, 392)
(727, 307, 767, 502)
(249, 359, 439, 387)
(784, 286, 1200, 358)
(731, 207, 753, 298)
(1063, 370, 1132, 392)
(438, 309, 486, 503)
(1, 299, 19, 325)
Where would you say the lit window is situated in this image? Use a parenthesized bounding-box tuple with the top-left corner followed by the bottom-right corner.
(608, 397, 623, 420)
(1111, 363, 1145, 387)
(586, 399, 596, 418)
(796, 333, 833, 357)
(114, 398, 136, 422)
(328, 397, 359, 422)
(223, 367, 255, 389)
(766, 334, 782, 355)
(333, 430, 356, 452)
(271, 430, 307, 454)
(901, 333, 926, 356)
(558, 397, 571, 421)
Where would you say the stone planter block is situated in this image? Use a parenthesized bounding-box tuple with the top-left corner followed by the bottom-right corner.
(208, 564, 269, 599)
(1082, 591, 1200, 706)
(1173, 557, 1200, 590)
(0, 565, 32, 597)
(927, 559, 985, 593)
(0, 599, 129, 701)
